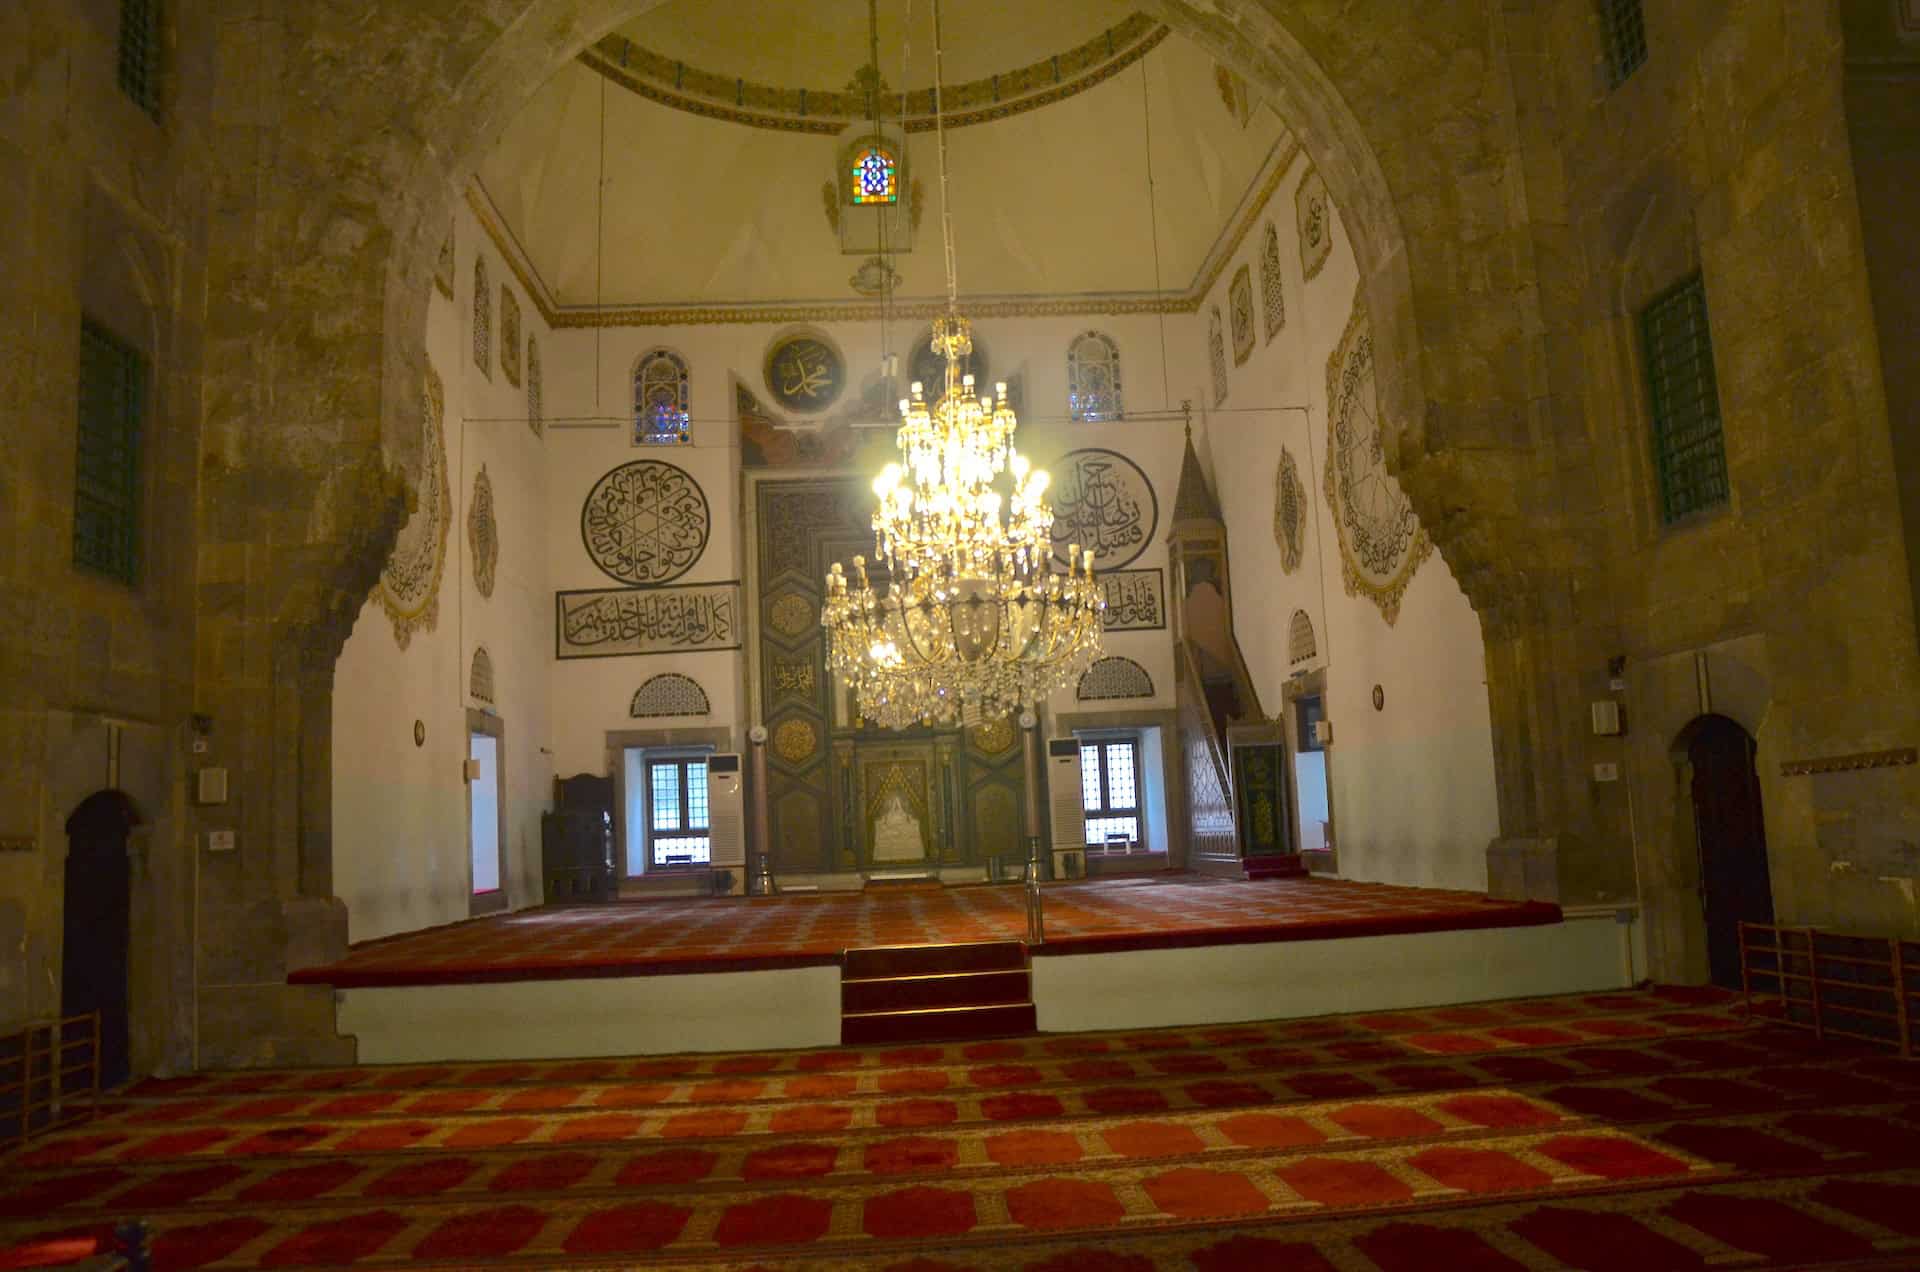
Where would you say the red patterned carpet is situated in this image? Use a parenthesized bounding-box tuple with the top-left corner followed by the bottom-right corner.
(5, 986, 1920, 1268)
(289, 876, 1560, 986)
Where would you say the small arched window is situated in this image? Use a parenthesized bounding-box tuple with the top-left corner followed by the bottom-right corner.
(1067, 331, 1122, 423)
(1288, 610, 1317, 665)
(472, 258, 491, 378)
(525, 335, 542, 437)
(633, 349, 691, 446)
(850, 144, 899, 205)
(1208, 306, 1228, 406)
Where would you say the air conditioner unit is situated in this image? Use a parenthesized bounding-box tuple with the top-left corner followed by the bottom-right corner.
(1046, 738, 1084, 851)
(707, 754, 746, 869)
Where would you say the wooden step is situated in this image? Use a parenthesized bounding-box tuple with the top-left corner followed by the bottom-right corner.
(843, 940, 1028, 979)
(841, 1001, 1038, 1047)
(842, 967, 1032, 1014)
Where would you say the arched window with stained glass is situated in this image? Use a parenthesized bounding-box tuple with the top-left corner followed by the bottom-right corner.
(1067, 331, 1122, 423)
(633, 348, 691, 446)
(850, 143, 899, 206)
(472, 257, 491, 378)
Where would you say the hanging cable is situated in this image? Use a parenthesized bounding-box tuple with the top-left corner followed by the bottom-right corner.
(930, 0, 958, 314)
(1140, 58, 1172, 411)
(593, 66, 608, 415)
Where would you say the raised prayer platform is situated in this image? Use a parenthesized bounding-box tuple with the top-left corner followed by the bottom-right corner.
(288, 876, 1637, 1063)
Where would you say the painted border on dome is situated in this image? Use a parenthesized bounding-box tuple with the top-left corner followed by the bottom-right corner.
(579, 17, 1167, 138)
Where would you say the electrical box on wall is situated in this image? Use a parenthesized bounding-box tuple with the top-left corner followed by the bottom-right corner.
(1312, 720, 1333, 746)
(207, 829, 237, 853)
(196, 767, 229, 805)
(463, 758, 481, 782)
(1591, 701, 1623, 736)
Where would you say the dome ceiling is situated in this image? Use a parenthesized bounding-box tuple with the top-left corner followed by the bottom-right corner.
(474, 1, 1290, 316)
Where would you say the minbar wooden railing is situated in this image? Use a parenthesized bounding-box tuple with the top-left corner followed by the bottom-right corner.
(1, 1010, 102, 1148)
(1739, 921, 1917, 1057)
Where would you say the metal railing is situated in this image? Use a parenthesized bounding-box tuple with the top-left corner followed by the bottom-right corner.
(1, 1010, 102, 1148)
(1740, 921, 1916, 1056)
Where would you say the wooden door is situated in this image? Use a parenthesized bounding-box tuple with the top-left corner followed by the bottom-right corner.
(1687, 715, 1773, 988)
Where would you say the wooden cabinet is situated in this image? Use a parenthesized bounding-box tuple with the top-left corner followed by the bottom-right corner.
(541, 774, 615, 903)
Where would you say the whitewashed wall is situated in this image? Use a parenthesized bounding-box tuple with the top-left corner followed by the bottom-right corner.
(1196, 150, 1500, 892)
(332, 201, 554, 943)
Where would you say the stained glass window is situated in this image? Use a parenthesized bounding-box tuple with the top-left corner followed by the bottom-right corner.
(74, 319, 144, 586)
(850, 146, 898, 205)
(633, 349, 691, 446)
(472, 258, 490, 379)
(1067, 331, 1122, 423)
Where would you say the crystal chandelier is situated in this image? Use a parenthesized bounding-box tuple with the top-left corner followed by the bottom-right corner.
(821, 0, 1103, 729)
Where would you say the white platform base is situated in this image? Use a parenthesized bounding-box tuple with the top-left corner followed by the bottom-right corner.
(333, 910, 1640, 1064)
(1034, 908, 1639, 1034)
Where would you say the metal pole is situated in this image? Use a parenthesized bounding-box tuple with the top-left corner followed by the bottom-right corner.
(1024, 835, 1045, 945)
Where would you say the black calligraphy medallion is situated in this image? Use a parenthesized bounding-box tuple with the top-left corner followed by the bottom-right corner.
(764, 331, 846, 415)
(1049, 448, 1157, 571)
(581, 460, 711, 586)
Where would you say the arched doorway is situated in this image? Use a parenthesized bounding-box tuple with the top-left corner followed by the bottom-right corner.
(1681, 715, 1773, 988)
(62, 791, 140, 1088)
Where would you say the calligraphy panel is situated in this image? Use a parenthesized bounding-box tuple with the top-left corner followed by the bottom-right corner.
(555, 582, 742, 659)
(1049, 448, 1157, 571)
(581, 459, 710, 585)
(1097, 568, 1165, 632)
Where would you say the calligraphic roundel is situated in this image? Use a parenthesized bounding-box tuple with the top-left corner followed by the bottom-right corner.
(1048, 448, 1158, 571)
(581, 459, 711, 586)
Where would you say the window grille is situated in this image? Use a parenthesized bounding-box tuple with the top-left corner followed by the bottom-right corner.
(630, 674, 710, 718)
(1288, 610, 1317, 665)
(1079, 738, 1142, 850)
(469, 647, 494, 704)
(1642, 273, 1728, 525)
(1597, 0, 1647, 88)
(1076, 656, 1154, 701)
(647, 757, 711, 867)
(117, 0, 161, 118)
(633, 349, 691, 446)
(1067, 331, 1122, 423)
(74, 319, 144, 585)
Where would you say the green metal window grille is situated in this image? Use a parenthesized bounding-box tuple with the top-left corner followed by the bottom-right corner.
(1596, 0, 1646, 88)
(1642, 273, 1729, 525)
(117, 0, 161, 117)
(74, 320, 145, 585)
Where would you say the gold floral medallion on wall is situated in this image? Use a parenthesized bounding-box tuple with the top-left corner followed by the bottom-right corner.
(1273, 447, 1305, 575)
(970, 717, 1017, 756)
(1322, 284, 1432, 626)
(769, 593, 817, 639)
(1229, 265, 1255, 366)
(773, 717, 819, 765)
(379, 367, 451, 650)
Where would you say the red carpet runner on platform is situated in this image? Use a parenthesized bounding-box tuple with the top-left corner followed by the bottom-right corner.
(288, 876, 1561, 986)
(5, 986, 1920, 1268)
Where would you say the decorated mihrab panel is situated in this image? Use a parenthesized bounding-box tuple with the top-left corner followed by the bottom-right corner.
(1049, 448, 1157, 571)
(378, 367, 450, 650)
(1323, 285, 1432, 625)
(580, 459, 709, 586)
